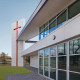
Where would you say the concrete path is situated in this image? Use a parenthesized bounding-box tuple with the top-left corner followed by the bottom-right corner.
(6, 66, 51, 80)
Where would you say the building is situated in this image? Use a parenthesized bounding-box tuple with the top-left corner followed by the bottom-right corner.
(12, 0, 80, 80)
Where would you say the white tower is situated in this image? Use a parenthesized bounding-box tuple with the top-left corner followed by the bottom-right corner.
(12, 19, 25, 67)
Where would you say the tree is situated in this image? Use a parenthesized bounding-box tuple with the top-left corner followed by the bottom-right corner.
(0, 52, 7, 64)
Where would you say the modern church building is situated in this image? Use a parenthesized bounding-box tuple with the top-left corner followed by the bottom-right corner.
(12, 0, 80, 80)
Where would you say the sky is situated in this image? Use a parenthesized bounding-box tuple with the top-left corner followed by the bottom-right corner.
(0, 0, 40, 56)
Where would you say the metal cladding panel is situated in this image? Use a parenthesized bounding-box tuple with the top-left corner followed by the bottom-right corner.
(30, 54, 39, 68)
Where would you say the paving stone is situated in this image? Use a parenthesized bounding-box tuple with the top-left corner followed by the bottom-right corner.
(6, 66, 51, 80)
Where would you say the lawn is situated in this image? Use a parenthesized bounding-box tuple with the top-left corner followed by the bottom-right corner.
(0, 64, 33, 80)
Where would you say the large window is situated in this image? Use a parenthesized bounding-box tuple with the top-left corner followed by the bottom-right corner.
(69, 38, 80, 72)
(39, 67, 43, 75)
(39, 50, 44, 75)
(39, 37, 80, 80)
(58, 43, 67, 80)
(39, 31, 44, 40)
(58, 70, 66, 80)
(50, 46, 56, 68)
(50, 46, 56, 56)
(69, 72, 80, 80)
(68, 0, 80, 19)
(44, 26, 49, 37)
(44, 48, 49, 77)
(39, 58, 43, 66)
(69, 39, 80, 54)
(69, 38, 80, 80)
(58, 56, 66, 70)
(44, 67, 49, 77)
(70, 55, 80, 72)
(39, 22, 49, 40)
(50, 69, 56, 79)
(44, 48, 49, 57)
(49, 19, 56, 33)
(58, 43, 66, 55)
(57, 10, 67, 28)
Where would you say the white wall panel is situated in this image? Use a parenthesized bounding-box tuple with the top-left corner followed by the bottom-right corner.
(30, 54, 39, 68)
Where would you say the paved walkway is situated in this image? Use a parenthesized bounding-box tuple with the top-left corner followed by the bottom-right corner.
(6, 66, 51, 80)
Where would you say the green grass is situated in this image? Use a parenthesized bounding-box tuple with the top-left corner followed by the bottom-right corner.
(0, 65, 33, 80)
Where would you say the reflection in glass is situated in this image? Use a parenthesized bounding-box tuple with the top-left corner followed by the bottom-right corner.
(50, 46, 56, 56)
(44, 67, 49, 77)
(58, 70, 66, 80)
(44, 58, 48, 67)
(39, 58, 43, 66)
(69, 40, 73, 54)
(44, 22, 48, 27)
(50, 69, 56, 80)
(69, 38, 80, 54)
(69, 72, 80, 80)
(39, 67, 43, 75)
(44, 26, 49, 37)
(44, 48, 49, 57)
(49, 20, 56, 33)
(57, 10, 66, 28)
(58, 43, 66, 55)
(70, 55, 80, 72)
(50, 57, 56, 68)
(68, 0, 80, 19)
(58, 56, 66, 70)
(40, 25, 45, 32)
(39, 50, 43, 57)
(39, 32, 44, 40)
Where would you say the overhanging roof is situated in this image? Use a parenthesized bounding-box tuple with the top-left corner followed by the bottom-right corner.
(17, 0, 75, 41)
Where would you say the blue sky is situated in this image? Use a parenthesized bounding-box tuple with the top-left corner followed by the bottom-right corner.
(0, 0, 40, 56)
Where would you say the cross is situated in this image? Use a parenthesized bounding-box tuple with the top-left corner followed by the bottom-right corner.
(13, 21, 21, 38)
(13, 21, 21, 66)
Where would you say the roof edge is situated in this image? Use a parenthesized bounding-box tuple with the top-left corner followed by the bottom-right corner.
(17, 0, 48, 40)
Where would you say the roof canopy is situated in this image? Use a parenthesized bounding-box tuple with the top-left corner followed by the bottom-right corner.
(17, 0, 75, 41)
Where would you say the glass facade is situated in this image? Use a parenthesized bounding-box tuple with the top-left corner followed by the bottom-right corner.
(58, 56, 66, 70)
(39, 0, 80, 40)
(39, 67, 43, 75)
(68, 0, 80, 19)
(69, 38, 80, 80)
(69, 39, 80, 54)
(39, 37, 80, 80)
(69, 72, 80, 80)
(58, 70, 66, 80)
(50, 69, 56, 79)
(58, 43, 66, 55)
(57, 10, 66, 28)
(39, 50, 43, 75)
(39, 46, 56, 80)
(70, 55, 80, 72)
(50, 57, 56, 68)
(49, 19, 56, 33)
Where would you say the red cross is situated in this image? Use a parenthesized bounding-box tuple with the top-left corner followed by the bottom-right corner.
(13, 21, 21, 38)
(13, 21, 21, 66)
